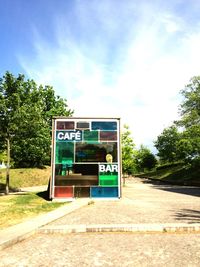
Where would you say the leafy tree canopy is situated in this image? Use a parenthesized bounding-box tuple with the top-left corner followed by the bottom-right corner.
(135, 145, 157, 171)
(154, 125, 181, 163)
(0, 71, 73, 167)
(154, 76, 200, 165)
(121, 125, 136, 174)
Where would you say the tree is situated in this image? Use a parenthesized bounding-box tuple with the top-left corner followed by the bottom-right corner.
(0, 72, 73, 193)
(121, 125, 136, 175)
(135, 145, 157, 171)
(176, 76, 200, 163)
(154, 125, 181, 163)
(154, 76, 200, 165)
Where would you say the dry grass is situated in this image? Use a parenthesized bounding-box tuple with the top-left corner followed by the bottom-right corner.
(0, 192, 66, 229)
(0, 166, 51, 190)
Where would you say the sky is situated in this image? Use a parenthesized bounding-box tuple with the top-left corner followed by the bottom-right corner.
(1, 0, 200, 152)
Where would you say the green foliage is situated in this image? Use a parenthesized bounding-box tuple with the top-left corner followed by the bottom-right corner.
(121, 125, 136, 174)
(154, 125, 181, 163)
(135, 145, 157, 171)
(176, 76, 200, 163)
(155, 76, 200, 165)
(0, 151, 7, 163)
(179, 76, 200, 127)
(156, 162, 184, 170)
(0, 71, 73, 167)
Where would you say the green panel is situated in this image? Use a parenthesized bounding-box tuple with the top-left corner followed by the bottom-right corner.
(83, 130, 98, 142)
(99, 174, 118, 186)
(55, 142, 74, 164)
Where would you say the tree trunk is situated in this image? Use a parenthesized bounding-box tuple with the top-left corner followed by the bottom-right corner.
(5, 138, 10, 195)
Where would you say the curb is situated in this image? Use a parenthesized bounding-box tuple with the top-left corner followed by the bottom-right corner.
(38, 223, 200, 234)
(0, 199, 89, 251)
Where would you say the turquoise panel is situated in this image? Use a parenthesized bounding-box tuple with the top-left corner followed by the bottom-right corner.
(91, 121, 117, 131)
(91, 187, 118, 198)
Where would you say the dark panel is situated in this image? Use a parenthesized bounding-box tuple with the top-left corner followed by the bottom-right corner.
(55, 164, 72, 176)
(55, 174, 98, 186)
(76, 122, 90, 129)
(91, 121, 117, 131)
(75, 142, 118, 162)
(74, 164, 99, 175)
(74, 187, 90, 197)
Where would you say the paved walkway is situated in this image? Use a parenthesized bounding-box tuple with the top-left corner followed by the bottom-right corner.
(46, 177, 200, 226)
(0, 177, 200, 266)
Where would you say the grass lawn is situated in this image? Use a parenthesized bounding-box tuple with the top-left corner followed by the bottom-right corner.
(0, 191, 66, 229)
(0, 166, 51, 191)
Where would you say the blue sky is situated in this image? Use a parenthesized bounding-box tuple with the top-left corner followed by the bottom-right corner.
(1, 0, 200, 151)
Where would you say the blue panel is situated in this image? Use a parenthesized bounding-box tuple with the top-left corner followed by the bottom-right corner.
(91, 121, 117, 131)
(91, 186, 118, 198)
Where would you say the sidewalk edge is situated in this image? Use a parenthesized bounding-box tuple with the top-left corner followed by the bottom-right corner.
(0, 199, 89, 251)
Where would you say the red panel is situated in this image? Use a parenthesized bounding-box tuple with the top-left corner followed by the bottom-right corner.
(54, 186, 74, 198)
(100, 131, 117, 141)
(56, 121, 74, 130)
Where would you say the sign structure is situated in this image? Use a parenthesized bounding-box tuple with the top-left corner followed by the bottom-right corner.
(50, 117, 121, 199)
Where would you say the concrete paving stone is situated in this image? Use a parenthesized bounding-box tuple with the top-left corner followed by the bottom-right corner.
(47, 178, 200, 226)
(0, 198, 89, 250)
(39, 223, 200, 234)
(0, 232, 200, 266)
(0, 176, 200, 265)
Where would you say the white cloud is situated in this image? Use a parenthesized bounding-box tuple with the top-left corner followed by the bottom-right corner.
(18, 0, 200, 151)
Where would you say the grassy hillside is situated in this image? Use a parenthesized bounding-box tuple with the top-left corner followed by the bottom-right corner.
(136, 164, 200, 186)
(0, 166, 51, 191)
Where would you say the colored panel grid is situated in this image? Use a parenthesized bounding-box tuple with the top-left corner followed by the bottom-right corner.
(100, 131, 117, 141)
(74, 186, 90, 197)
(56, 121, 75, 130)
(99, 174, 118, 186)
(55, 142, 74, 164)
(54, 186, 73, 198)
(91, 186, 118, 198)
(91, 121, 117, 131)
(83, 130, 98, 142)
